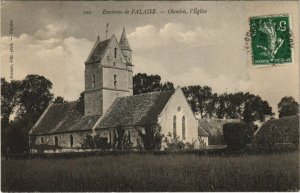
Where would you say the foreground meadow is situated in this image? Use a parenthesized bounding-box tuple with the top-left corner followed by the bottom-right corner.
(2, 151, 299, 192)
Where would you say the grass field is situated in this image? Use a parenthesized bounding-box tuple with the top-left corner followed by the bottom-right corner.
(1, 151, 299, 192)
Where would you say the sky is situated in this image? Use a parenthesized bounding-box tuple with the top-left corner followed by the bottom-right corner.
(1, 1, 299, 116)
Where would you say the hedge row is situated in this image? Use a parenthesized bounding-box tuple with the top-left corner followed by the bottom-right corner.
(2, 145, 298, 160)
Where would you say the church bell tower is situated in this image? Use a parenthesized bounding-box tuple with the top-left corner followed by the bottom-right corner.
(84, 27, 133, 117)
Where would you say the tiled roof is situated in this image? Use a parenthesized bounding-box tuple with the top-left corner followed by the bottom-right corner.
(30, 102, 99, 135)
(96, 91, 174, 129)
(253, 115, 299, 145)
(198, 119, 239, 136)
(85, 39, 110, 63)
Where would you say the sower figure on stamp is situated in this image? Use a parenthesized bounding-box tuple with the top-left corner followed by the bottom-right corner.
(257, 19, 284, 62)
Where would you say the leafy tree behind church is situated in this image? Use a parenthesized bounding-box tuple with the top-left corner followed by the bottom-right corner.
(1, 78, 21, 130)
(278, 96, 299, 118)
(1, 75, 56, 153)
(53, 96, 67, 104)
(182, 86, 273, 122)
(133, 73, 174, 95)
(133, 74, 273, 123)
(182, 85, 218, 118)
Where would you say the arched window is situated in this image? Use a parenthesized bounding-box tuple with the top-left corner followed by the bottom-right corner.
(70, 135, 73, 147)
(41, 137, 44, 144)
(182, 116, 186, 140)
(54, 136, 58, 147)
(173, 115, 176, 139)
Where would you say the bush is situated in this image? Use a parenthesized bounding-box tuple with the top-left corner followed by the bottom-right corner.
(2, 127, 29, 154)
(223, 122, 254, 149)
(137, 124, 164, 150)
(81, 134, 111, 150)
(163, 132, 197, 151)
(32, 144, 62, 153)
(185, 141, 196, 149)
(113, 126, 133, 150)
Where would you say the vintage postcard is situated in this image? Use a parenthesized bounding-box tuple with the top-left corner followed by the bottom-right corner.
(1, 1, 299, 192)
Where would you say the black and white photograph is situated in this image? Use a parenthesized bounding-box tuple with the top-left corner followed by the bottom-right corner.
(1, 0, 299, 192)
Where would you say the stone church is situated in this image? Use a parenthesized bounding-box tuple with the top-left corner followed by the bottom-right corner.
(29, 27, 208, 150)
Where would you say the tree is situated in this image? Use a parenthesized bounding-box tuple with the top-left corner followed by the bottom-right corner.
(17, 75, 54, 128)
(206, 93, 219, 118)
(53, 96, 67, 104)
(242, 93, 273, 123)
(133, 73, 174, 95)
(2, 75, 54, 153)
(216, 93, 227, 119)
(161, 81, 175, 91)
(1, 78, 21, 129)
(182, 85, 216, 118)
(278, 96, 299, 118)
(215, 92, 273, 122)
(76, 92, 84, 114)
(225, 92, 244, 118)
(1, 78, 21, 153)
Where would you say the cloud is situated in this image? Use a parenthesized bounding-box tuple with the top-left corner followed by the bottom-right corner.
(34, 24, 67, 40)
(128, 22, 222, 49)
(1, 24, 93, 101)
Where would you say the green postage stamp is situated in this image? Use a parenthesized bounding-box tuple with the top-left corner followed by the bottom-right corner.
(250, 14, 292, 65)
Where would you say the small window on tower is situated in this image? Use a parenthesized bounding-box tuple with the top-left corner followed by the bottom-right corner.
(114, 75, 117, 87)
(92, 75, 96, 88)
(114, 48, 117, 58)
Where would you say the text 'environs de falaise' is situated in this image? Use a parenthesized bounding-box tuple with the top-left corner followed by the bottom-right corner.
(101, 8, 207, 15)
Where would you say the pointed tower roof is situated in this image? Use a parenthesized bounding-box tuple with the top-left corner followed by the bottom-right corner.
(119, 27, 131, 51)
(85, 37, 111, 63)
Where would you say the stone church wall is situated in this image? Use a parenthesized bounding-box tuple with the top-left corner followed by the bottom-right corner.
(159, 88, 200, 145)
(34, 131, 90, 149)
(33, 128, 142, 150)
